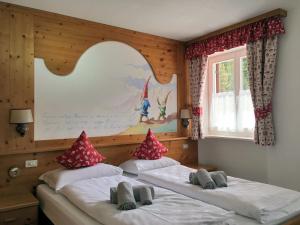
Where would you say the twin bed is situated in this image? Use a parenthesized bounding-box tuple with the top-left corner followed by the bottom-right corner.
(37, 159, 300, 225)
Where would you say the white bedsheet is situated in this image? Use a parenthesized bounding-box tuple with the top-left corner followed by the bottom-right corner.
(59, 175, 235, 225)
(138, 165, 300, 224)
(37, 184, 102, 225)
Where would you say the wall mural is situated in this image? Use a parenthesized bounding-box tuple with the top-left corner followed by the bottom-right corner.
(34, 41, 177, 140)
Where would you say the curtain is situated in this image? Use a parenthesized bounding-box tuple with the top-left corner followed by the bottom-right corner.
(186, 16, 285, 59)
(210, 92, 236, 132)
(186, 16, 284, 144)
(237, 90, 255, 132)
(188, 56, 208, 140)
(209, 90, 254, 135)
(246, 36, 278, 146)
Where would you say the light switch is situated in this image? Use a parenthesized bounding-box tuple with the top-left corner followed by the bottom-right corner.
(25, 160, 38, 168)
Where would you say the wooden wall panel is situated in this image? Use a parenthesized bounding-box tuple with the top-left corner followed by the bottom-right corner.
(0, 139, 197, 195)
(0, 3, 191, 155)
(0, 5, 34, 154)
(32, 10, 179, 84)
(0, 6, 10, 151)
(0, 2, 197, 195)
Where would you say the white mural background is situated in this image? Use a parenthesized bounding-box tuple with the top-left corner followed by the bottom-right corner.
(34, 41, 177, 140)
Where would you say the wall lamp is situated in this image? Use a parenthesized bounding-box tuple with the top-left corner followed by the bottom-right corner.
(180, 109, 191, 128)
(9, 109, 33, 136)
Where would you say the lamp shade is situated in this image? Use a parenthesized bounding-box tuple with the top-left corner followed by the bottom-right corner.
(10, 109, 33, 124)
(180, 109, 191, 119)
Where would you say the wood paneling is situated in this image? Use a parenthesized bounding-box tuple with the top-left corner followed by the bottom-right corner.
(0, 4, 34, 154)
(0, 2, 190, 155)
(32, 7, 181, 84)
(0, 139, 197, 195)
(0, 2, 196, 195)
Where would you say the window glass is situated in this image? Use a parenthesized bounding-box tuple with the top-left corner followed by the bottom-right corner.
(204, 46, 254, 139)
(214, 59, 234, 93)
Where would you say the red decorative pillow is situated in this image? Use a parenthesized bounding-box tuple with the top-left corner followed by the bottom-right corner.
(132, 129, 168, 160)
(57, 131, 105, 169)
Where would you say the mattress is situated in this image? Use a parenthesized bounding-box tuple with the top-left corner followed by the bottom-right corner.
(59, 175, 235, 225)
(138, 165, 300, 224)
(37, 184, 103, 225)
(37, 178, 262, 225)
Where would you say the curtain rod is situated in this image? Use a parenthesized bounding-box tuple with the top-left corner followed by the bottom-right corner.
(185, 8, 287, 46)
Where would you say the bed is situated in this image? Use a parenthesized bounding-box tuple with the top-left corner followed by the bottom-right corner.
(37, 161, 300, 225)
(38, 174, 242, 225)
(38, 181, 274, 225)
(138, 164, 300, 225)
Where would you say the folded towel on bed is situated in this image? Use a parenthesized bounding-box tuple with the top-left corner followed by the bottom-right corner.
(111, 185, 155, 204)
(196, 169, 216, 189)
(117, 182, 136, 210)
(189, 172, 200, 185)
(189, 171, 227, 187)
(211, 173, 227, 187)
(139, 186, 153, 205)
(210, 171, 227, 182)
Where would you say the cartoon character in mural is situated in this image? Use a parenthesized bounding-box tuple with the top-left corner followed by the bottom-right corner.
(135, 76, 151, 122)
(157, 90, 172, 120)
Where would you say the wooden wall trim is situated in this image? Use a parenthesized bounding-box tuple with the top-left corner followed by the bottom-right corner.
(0, 139, 197, 195)
(1, 136, 189, 156)
(186, 8, 287, 46)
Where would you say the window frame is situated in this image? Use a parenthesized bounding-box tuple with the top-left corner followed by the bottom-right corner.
(205, 46, 254, 139)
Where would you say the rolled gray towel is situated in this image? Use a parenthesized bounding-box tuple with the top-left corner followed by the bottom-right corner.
(139, 186, 153, 205)
(110, 187, 118, 204)
(189, 172, 200, 185)
(211, 173, 227, 187)
(111, 185, 155, 204)
(117, 182, 136, 210)
(210, 171, 227, 182)
(196, 169, 216, 189)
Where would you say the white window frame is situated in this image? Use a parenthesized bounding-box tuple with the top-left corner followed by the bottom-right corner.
(204, 46, 254, 140)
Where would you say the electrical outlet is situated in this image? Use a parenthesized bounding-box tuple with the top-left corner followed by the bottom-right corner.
(25, 160, 38, 168)
(182, 143, 189, 149)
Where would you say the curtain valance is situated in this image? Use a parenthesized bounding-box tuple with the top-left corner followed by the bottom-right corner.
(186, 16, 285, 59)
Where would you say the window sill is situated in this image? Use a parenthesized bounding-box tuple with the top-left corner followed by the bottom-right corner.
(202, 135, 254, 142)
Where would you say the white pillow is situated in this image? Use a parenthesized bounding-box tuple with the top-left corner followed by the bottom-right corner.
(39, 163, 123, 191)
(119, 157, 180, 175)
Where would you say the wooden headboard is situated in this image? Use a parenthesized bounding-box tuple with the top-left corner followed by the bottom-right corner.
(0, 139, 197, 195)
(0, 2, 196, 195)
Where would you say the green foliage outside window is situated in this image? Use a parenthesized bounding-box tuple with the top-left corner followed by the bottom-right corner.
(218, 60, 234, 92)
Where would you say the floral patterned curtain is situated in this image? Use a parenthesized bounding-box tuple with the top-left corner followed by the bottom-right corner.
(186, 16, 285, 143)
(246, 36, 278, 146)
(188, 56, 208, 140)
(186, 16, 285, 59)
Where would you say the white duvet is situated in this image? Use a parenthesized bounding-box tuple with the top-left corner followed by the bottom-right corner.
(138, 165, 300, 224)
(59, 175, 235, 225)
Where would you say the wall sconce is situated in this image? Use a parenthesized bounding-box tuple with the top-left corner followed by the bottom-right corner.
(180, 109, 191, 128)
(9, 109, 33, 136)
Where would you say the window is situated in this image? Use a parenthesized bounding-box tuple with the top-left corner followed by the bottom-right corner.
(204, 46, 254, 139)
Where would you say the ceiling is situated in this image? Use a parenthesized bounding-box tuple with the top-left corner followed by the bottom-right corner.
(3, 0, 287, 41)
